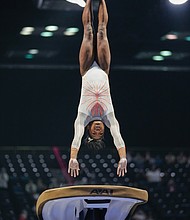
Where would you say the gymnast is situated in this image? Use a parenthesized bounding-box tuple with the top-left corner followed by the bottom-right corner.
(68, 0, 127, 178)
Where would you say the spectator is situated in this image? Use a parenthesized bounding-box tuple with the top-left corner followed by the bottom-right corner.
(25, 179, 37, 196)
(25, 179, 39, 208)
(18, 209, 28, 220)
(154, 155, 163, 167)
(131, 209, 147, 220)
(133, 153, 145, 169)
(167, 178, 176, 193)
(144, 152, 156, 167)
(165, 152, 176, 165)
(145, 165, 162, 183)
(177, 152, 187, 165)
(0, 167, 9, 189)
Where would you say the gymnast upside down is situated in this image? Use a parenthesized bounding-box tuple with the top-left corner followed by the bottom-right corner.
(68, 0, 127, 177)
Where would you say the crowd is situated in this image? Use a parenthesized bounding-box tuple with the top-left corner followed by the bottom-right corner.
(0, 150, 189, 220)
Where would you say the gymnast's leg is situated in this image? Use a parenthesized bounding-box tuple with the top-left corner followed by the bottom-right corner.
(79, 0, 95, 76)
(97, 0, 111, 75)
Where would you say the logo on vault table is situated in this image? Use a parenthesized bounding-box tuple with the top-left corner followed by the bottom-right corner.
(90, 189, 113, 195)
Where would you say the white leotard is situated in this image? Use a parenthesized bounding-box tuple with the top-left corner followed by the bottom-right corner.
(71, 62, 125, 150)
(78, 62, 114, 120)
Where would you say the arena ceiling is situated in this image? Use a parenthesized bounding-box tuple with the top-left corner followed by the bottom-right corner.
(0, 0, 190, 147)
(0, 0, 190, 71)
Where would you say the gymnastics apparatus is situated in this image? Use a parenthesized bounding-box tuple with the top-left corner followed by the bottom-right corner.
(36, 185, 148, 220)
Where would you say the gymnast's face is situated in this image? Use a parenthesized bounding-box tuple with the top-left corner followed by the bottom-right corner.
(88, 121, 105, 140)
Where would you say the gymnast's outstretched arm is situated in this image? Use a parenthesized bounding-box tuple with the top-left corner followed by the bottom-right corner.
(106, 112, 127, 177)
(68, 113, 86, 177)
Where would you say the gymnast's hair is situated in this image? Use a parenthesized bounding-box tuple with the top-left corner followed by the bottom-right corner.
(83, 134, 106, 151)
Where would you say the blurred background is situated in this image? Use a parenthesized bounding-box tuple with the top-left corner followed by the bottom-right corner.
(0, 0, 190, 219)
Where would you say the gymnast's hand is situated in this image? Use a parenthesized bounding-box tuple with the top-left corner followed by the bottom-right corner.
(117, 158, 127, 177)
(68, 158, 80, 177)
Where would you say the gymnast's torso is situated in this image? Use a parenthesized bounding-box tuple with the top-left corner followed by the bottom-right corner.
(78, 62, 114, 127)
(71, 62, 125, 149)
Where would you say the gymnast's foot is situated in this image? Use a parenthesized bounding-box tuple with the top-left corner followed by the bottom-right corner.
(66, 0, 86, 7)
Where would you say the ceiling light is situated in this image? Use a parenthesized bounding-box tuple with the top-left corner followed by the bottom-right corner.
(160, 51, 172, 56)
(20, 27, 35, 36)
(162, 31, 190, 41)
(40, 32, 54, 37)
(165, 34, 178, 40)
(135, 51, 190, 61)
(20, 31, 32, 36)
(169, 0, 188, 5)
(28, 49, 39, 54)
(152, 56, 164, 61)
(163, 34, 178, 40)
(45, 25, 59, 31)
(66, 0, 86, 7)
(64, 27, 79, 36)
(22, 27, 35, 32)
(185, 36, 190, 41)
(25, 54, 34, 59)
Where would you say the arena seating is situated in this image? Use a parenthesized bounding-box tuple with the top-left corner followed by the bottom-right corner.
(0, 147, 189, 220)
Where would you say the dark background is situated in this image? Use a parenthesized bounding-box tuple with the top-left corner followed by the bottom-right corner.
(0, 0, 190, 148)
